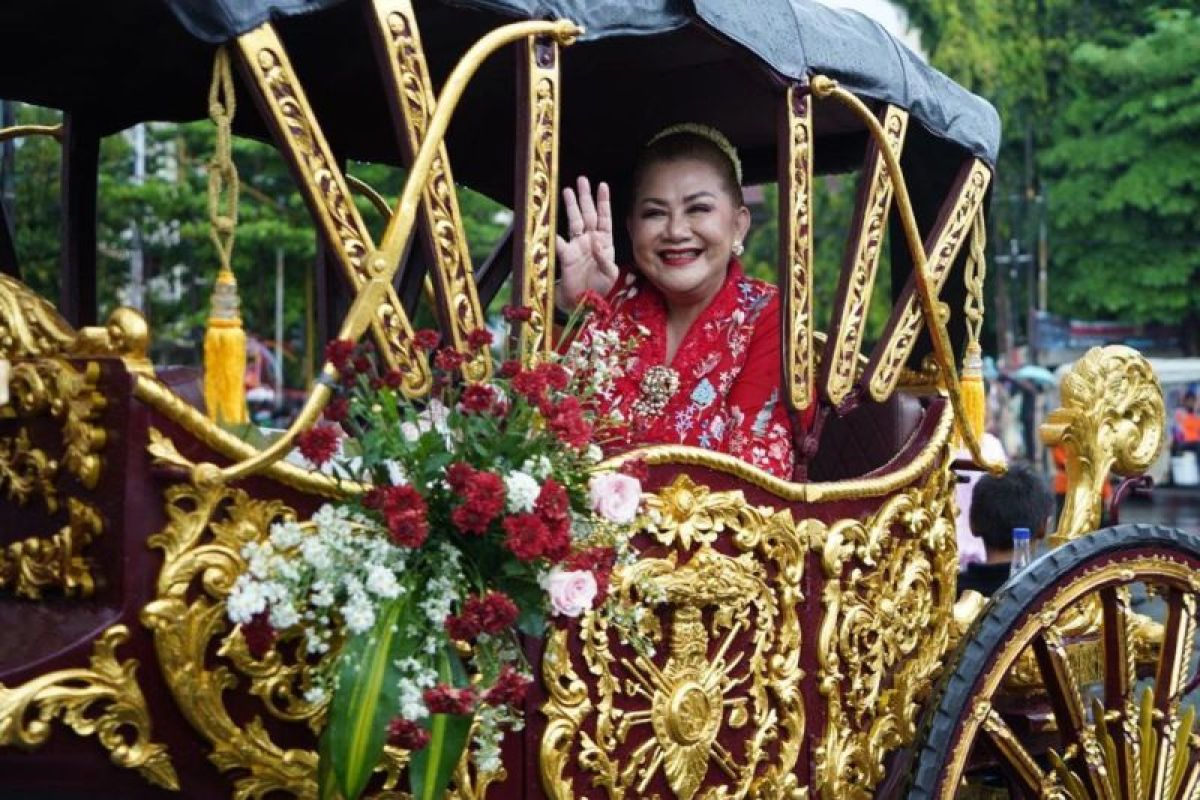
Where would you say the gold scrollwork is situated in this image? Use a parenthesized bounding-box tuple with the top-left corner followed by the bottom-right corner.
(783, 87, 815, 411)
(236, 25, 431, 397)
(867, 160, 991, 401)
(9, 359, 107, 488)
(823, 106, 909, 407)
(542, 475, 808, 800)
(0, 275, 153, 374)
(0, 427, 58, 512)
(140, 478, 321, 798)
(375, 0, 491, 382)
(813, 446, 958, 799)
(1041, 345, 1164, 544)
(515, 39, 561, 363)
(0, 497, 103, 599)
(0, 625, 179, 790)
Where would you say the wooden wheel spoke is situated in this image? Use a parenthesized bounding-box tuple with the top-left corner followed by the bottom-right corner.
(1150, 591, 1198, 799)
(981, 709, 1048, 796)
(1100, 586, 1140, 797)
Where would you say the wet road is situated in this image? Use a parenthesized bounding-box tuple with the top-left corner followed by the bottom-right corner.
(1113, 486, 1200, 532)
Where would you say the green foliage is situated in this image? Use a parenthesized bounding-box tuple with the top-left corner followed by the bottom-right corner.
(1041, 8, 1200, 327)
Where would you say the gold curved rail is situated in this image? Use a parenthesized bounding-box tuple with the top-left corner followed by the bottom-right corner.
(0, 123, 63, 144)
(203, 19, 582, 487)
(810, 76, 1004, 475)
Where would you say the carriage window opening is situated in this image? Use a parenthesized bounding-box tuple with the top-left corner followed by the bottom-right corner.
(2, 102, 63, 307)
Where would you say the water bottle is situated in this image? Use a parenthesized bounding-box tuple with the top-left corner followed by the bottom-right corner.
(1010, 527, 1033, 577)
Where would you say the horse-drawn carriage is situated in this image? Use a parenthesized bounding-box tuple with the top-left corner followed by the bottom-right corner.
(0, 1, 1196, 797)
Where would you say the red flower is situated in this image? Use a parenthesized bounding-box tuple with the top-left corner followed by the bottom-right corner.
(324, 339, 356, 371)
(323, 396, 350, 424)
(460, 384, 498, 415)
(578, 290, 611, 317)
(242, 611, 276, 659)
(544, 396, 592, 449)
(381, 369, 406, 389)
(502, 305, 533, 322)
(364, 485, 429, 548)
(445, 591, 519, 641)
(466, 328, 494, 349)
(502, 513, 551, 561)
(499, 359, 522, 378)
(484, 665, 531, 708)
(423, 685, 476, 716)
(450, 469, 506, 535)
(446, 462, 477, 493)
(434, 348, 467, 372)
(512, 368, 548, 403)
(387, 717, 430, 751)
(619, 458, 650, 482)
(297, 425, 340, 466)
(413, 329, 440, 352)
(537, 363, 571, 391)
(535, 478, 570, 527)
(565, 546, 617, 604)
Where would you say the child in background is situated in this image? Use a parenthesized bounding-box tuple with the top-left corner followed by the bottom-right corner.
(958, 464, 1055, 597)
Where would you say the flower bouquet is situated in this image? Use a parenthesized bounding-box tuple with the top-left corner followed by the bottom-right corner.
(226, 298, 646, 800)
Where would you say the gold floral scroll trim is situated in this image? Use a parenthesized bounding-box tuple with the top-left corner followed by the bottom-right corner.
(0, 625, 179, 790)
(813, 444, 958, 800)
(542, 475, 808, 800)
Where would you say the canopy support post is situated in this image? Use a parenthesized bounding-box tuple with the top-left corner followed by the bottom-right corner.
(59, 112, 98, 327)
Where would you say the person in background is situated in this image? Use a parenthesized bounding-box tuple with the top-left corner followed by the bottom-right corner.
(1052, 443, 1112, 526)
(958, 464, 1055, 597)
(1173, 390, 1200, 457)
(955, 430, 1007, 570)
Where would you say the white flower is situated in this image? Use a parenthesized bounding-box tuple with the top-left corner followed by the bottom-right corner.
(504, 470, 540, 513)
(521, 455, 553, 480)
(545, 568, 598, 617)
(384, 460, 408, 485)
(365, 564, 401, 599)
(227, 576, 267, 623)
(300, 538, 332, 571)
(343, 595, 376, 633)
(400, 421, 421, 442)
(586, 444, 604, 463)
(588, 473, 642, 524)
(271, 601, 301, 630)
(269, 520, 303, 550)
(303, 686, 327, 705)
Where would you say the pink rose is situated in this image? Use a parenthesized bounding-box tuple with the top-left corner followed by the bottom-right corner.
(545, 569, 598, 617)
(588, 473, 642, 524)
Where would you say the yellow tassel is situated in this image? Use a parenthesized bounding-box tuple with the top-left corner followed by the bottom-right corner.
(204, 268, 248, 425)
(957, 342, 986, 446)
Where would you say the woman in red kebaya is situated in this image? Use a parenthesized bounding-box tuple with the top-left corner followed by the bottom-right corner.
(555, 125, 796, 479)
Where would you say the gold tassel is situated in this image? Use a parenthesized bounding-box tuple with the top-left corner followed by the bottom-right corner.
(201, 48, 247, 425)
(957, 341, 985, 446)
(204, 268, 248, 424)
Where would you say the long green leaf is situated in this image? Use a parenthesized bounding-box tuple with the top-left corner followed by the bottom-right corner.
(409, 646, 473, 800)
(320, 594, 414, 800)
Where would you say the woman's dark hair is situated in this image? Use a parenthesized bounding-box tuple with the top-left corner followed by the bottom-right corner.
(630, 132, 744, 208)
(969, 463, 1055, 551)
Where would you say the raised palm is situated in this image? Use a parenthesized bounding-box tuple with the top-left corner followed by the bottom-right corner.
(555, 176, 618, 309)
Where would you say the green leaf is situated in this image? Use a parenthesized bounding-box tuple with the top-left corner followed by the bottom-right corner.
(408, 646, 473, 800)
(320, 594, 415, 800)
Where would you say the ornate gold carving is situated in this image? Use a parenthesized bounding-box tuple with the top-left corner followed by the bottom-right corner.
(782, 88, 815, 410)
(813, 444, 958, 799)
(236, 25, 431, 397)
(375, 0, 491, 382)
(541, 476, 808, 799)
(603, 394, 954, 503)
(0, 275, 153, 374)
(1041, 345, 1164, 544)
(867, 160, 991, 401)
(823, 106, 908, 407)
(0, 497, 103, 599)
(514, 36, 561, 362)
(0, 427, 58, 511)
(140, 479, 322, 797)
(0, 625, 179, 790)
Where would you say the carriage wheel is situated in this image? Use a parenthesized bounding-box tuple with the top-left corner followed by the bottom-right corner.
(908, 524, 1200, 799)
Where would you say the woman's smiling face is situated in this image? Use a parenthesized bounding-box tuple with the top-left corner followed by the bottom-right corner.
(627, 157, 750, 310)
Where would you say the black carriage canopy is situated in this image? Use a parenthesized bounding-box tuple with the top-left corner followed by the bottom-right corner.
(0, 0, 999, 199)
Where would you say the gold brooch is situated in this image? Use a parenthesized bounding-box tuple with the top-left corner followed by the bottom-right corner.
(632, 365, 679, 419)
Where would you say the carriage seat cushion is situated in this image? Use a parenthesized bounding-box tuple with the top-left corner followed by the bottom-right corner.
(154, 365, 206, 412)
(807, 392, 928, 482)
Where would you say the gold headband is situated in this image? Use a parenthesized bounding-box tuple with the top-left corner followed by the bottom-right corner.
(646, 123, 743, 185)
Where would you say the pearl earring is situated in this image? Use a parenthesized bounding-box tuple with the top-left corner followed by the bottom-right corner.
(732, 240, 744, 257)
